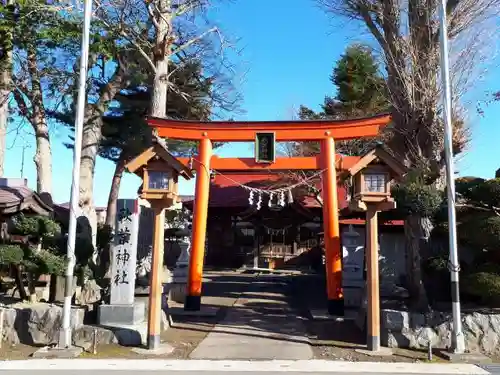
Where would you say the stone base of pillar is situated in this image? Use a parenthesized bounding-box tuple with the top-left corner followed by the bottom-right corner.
(97, 302, 147, 346)
(184, 295, 201, 311)
(98, 301, 146, 326)
(327, 298, 345, 316)
(168, 281, 187, 303)
(167, 263, 189, 303)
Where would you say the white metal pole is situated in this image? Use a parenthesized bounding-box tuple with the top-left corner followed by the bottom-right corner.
(438, 0, 465, 354)
(57, 0, 93, 349)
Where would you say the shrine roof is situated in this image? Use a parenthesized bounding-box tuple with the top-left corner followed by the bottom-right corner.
(0, 178, 53, 216)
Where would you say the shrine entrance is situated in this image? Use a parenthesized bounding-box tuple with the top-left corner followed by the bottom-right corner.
(148, 114, 391, 315)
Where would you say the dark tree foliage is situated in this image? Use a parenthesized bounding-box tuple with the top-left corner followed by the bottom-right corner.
(455, 177, 500, 255)
(421, 175, 500, 306)
(296, 44, 389, 157)
(63, 60, 213, 162)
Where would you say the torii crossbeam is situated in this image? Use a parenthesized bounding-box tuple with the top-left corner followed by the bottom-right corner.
(149, 114, 391, 314)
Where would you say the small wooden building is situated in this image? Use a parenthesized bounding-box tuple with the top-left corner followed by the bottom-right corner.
(180, 150, 408, 309)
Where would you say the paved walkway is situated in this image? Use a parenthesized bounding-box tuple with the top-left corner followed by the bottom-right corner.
(0, 360, 491, 374)
(189, 275, 314, 360)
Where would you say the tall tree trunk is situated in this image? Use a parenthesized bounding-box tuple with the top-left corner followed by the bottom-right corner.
(151, 56, 169, 117)
(77, 69, 126, 254)
(0, 39, 12, 177)
(404, 214, 432, 312)
(27, 46, 52, 196)
(105, 155, 126, 229)
(34, 126, 52, 195)
(101, 155, 126, 280)
(150, 0, 171, 118)
(0, 74, 8, 177)
(79, 118, 102, 251)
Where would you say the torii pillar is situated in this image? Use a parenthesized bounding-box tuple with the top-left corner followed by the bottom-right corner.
(185, 138, 212, 310)
(321, 136, 343, 314)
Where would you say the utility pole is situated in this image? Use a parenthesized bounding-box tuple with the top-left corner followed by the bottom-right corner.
(438, 0, 465, 354)
(57, 0, 93, 349)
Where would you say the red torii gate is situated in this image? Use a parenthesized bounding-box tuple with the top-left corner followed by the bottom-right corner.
(149, 114, 391, 314)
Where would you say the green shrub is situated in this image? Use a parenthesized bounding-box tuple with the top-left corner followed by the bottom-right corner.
(459, 216, 500, 252)
(424, 256, 448, 273)
(470, 178, 500, 208)
(462, 272, 500, 305)
(456, 177, 486, 201)
(392, 182, 444, 217)
(0, 244, 24, 265)
(34, 250, 66, 276)
(11, 214, 61, 241)
(22, 249, 65, 276)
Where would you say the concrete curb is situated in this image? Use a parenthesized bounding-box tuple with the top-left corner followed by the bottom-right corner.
(0, 360, 490, 373)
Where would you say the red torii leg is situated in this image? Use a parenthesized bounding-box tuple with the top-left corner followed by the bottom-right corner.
(185, 138, 212, 311)
(321, 137, 344, 315)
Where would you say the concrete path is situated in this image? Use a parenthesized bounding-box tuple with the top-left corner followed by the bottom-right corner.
(189, 276, 314, 360)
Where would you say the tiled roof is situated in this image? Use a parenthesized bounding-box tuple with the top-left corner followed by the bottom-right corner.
(0, 186, 53, 215)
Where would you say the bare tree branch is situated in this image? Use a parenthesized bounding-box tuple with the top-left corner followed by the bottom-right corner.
(318, 0, 500, 176)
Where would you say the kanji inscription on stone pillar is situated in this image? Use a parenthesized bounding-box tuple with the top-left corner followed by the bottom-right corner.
(110, 199, 140, 305)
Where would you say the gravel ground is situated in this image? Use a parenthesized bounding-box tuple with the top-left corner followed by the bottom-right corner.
(0, 271, 249, 360)
(289, 274, 447, 363)
(2, 270, 492, 363)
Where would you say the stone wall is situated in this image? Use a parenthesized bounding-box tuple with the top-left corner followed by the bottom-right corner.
(1, 304, 85, 346)
(381, 309, 500, 356)
(1, 302, 172, 347)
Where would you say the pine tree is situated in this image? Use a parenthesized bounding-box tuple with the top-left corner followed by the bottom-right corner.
(297, 44, 389, 156)
(325, 44, 387, 118)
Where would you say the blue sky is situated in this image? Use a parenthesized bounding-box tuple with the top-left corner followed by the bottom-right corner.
(4, 0, 500, 207)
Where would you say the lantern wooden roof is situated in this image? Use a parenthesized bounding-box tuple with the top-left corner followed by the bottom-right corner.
(126, 134, 194, 180)
(341, 145, 407, 180)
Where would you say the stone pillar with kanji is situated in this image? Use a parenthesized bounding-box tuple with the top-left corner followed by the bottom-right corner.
(98, 199, 146, 345)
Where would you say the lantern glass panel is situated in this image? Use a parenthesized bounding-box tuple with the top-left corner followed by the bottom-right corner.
(364, 173, 386, 193)
(148, 171, 169, 190)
